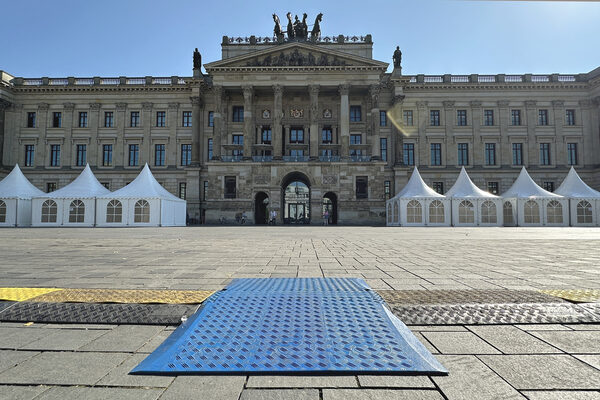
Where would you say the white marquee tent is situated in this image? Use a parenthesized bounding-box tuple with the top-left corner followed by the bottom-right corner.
(31, 164, 110, 227)
(555, 167, 600, 226)
(386, 167, 450, 226)
(0, 164, 45, 227)
(96, 164, 186, 227)
(501, 167, 568, 227)
(445, 167, 503, 227)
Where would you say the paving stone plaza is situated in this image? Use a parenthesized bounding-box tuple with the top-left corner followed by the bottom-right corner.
(0, 226, 599, 399)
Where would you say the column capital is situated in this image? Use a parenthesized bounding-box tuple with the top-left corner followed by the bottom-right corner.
(243, 85, 254, 102)
(442, 100, 455, 110)
(142, 102, 153, 111)
(38, 103, 49, 111)
(0, 99, 11, 110)
(338, 84, 350, 96)
(190, 96, 203, 107)
(524, 100, 537, 108)
(469, 100, 482, 108)
(497, 100, 509, 108)
(551, 100, 564, 108)
(592, 97, 600, 107)
(416, 101, 428, 109)
(391, 95, 405, 106)
(89, 102, 101, 110)
(309, 84, 320, 96)
(580, 99, 593, 109)
(116, 102, 127, 111)
(62, 102, 75, 111)
(168, 102, 180, 110)
(272, 84, 283, 96)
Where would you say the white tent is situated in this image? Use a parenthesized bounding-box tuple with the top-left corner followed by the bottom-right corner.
(501, 167, 568, 227)
(445, 167, 503, 227)
(31, 164, 110, 227)
(386, 167, 450, 226)
(95, 164, 186, 227)
(555, 167, 600, 226)
(0, 164, 45, 227)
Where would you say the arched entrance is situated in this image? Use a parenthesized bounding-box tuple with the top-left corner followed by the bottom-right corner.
(254, 192, 269, 225)
(282, 172, 311, 225)
(323, 192, 338, 225)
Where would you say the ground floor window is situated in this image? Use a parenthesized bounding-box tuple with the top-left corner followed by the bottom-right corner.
(134, 199, 150, 223)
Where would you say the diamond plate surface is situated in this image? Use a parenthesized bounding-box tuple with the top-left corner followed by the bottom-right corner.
(132, 278, 446, 375)
(539, 289, 600, 303)
(0, 288, 63, 301)
(0, 302, 196, 325)
(0, 301, 16, 313)
(28, 289, 215, 304)
(378, 290, 566, 305)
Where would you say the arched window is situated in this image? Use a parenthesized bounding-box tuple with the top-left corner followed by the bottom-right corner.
(503, 201, 514, 225)
(134, 199, 150, 223)
(429, 200, 445, 223)
(406, 200, 422, 223)
(393, 201, 399, 223)
(387, 203, 392, 224)
(524, 200, 540, 224)
(106, 200, 122, 223)
(0, 200, 6, 223)
(68, 200, 85, 223)
(577, 200, 593, 224)
(458, 200, 475, 224)
(41, 200, 57, 223)
(481, 201, 497, 224)
(546, 200, 563, 224)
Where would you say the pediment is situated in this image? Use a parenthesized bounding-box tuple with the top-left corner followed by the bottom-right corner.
(204, 42, 388, 72)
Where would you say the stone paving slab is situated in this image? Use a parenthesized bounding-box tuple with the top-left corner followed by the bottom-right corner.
(322, 389, 444, 400)
(529, 330, 600, 353)
(421, 332, 501, 355)
(240, 389, 320, 400)
(0, 385, 49, 400)
(521, 392, 600, 400)
(0, 350, 39, 373)
(467, 325, 561, 354)
(35, 386, 164, 400)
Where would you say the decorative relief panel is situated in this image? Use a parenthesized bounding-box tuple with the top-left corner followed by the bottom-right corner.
(322, 175, 338, 185)
(254, 175, 270, 185)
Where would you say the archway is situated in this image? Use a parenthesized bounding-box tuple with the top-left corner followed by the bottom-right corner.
(282, 172, 311, 225)
(254, 192, 269, 225)
(323, 192, 338, 225)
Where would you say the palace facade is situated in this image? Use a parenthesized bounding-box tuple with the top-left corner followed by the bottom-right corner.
(1, 17, 599, 225)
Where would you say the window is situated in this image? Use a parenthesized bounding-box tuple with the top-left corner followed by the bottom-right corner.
(130, 111, 140, 127)
(503, 201, 514, 225)
(262, 127, 272, 144)
(567, 143, 578, 165)
(102, 144, 113, 167)
(106, 200, 122, 223)
(100, 182, 110, 190)
(41, 200, 57, 223)
(481, 201, 497, 224)
(25, 145, 35, 167)
(290, 149, 304, 157)
(182, 111, 192, 127)
(50, 144, 61, 166)
(511, 110, 521, 126)
(577, 200, 593, 224)
(203, 181, 208, 201)
(52, 112, 62, 128)
(128, 144, 139, 166)
(429, 200, 445, 224)
(432, 182, 444, 194)
(78, 112, 88, 128)
(487, 181, 499, 195)
(540, 143, 551, 166)
(179, 182, 187, 200)
(430, 110, 440, 126)
(68, 200, 85, 223)
(407, 200, 422, 223)
(232, 135, 243, 157)
(484, 143, 496, 166)
(457, 110, 467, 126)
(321, 149, 333, 157)
(156, 111, 166, 127)
(403, 110, 413, 126)
(566, 109, 575, 126)
(155, 144, 165, 166)
(321, 127, 332, 144)
(458, 200, 475, 224)
(384, 181, 391, 200)
(350, 134, 362, 145)
(538, 109, 549, 125)
(104, 111, 114, 128)
(512, 143, 523, 165)
(547, 200, 563, 224)
(356, 176, 368, 199)
(431, 143, 442, 166)
(208, 111, 214, 127)
(380, 138, 387, 162)
(290, 128, 304, 143)
(0, 200, 5, 223)
(208, 138, 213, 160)
(542, 181, 554, 192)
(76, 144, 86, 166)
(224, 176, 236, 199)
(484, 110, 494, 126)
(181, 144, 192, 166)
(379, 110, 387, 126)
(524, 200, 540, 224)
(27, 112, 36, 128)
(134, 200, 150, 223)
(46, 182, 57, 193)
(350, 106, 361, 122)
(232, 106, 244, 122)
(457, 143, 469, 166)
(403, 143, 414, 166)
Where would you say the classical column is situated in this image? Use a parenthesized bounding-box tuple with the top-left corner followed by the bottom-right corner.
(272, 85, 283, 159)
(89, 103, 101, 168)
(525, 100, 537, 166)
(141, 102, 153, 166)
(442, 101, 455, 166)
(416, 101, 428, 167)
(580, 99, 595, 167)
(390, 95, 405, 165)
(469, 100, 481, 167)
(498, 100, 509, 167)
(190, 96, 203, 165)
(38, 103, 49, 166)
(309, 85, 319, 159)
(212, 86, 223, 160)
(339, 84, 350, 160)
(62, 103, 74, 167)
(167, 102, 179, 166)
(115, 103, 127, 167)
(369, 84, 380, 160)
(243, 85, 254, 160)
(0, 99, 10, 166)
(283, 124, 290, 157)
(552, 100, 565, 165)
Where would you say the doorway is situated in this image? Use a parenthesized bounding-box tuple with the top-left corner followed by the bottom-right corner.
(323, 192, 338, 225)
(282, 172, 311, 225)
(254, 192, 269, 225)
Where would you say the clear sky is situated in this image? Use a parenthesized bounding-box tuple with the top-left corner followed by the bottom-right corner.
(1, 0, 599, 78)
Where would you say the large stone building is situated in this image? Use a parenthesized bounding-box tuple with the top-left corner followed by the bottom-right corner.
(1, 14, 599, 225)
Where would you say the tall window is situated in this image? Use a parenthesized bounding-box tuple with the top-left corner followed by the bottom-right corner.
(538, 109, 549, 125)
(179, 182, 187, 200)
(511, 110, 521, 126)
(208, 138, 213, 160)
(403, 110, 413, 126)
(134, 200, 150, 223)
(128, 144, 139, 166)
(481, 201, 497, 224)
(380, 138, 388, 162)
(25, 145, 35, 167)
(232, 106, 244, 122)
(384, 181, 391, 200)
(224, 176, 236, 199)
(403, 143, 414, 166)
(512, 143, 523, 165)
(155, 144, 166, 166)
(458, 200, 475, 223)
(50, 144, 61, 167)
(181, 144, 192, 166)
(379, 110, 387, 126)
(130, 111, 140, 127)
(429, 200, 445, 224)
(350, 106, 361, 122)
(182, 111, 192, 127)
(540, 143, 551, 165)
(321, 127, 332, 144)
(566, 109, 575, 126)
(524, 200, 540, 224)
(432, 182, 444, 194)
(41, 200, 57, 223)
(106, 200, 122, 223)
(457, 143, 469, 166)
(0, 200, 5, 223)
(156, 111, 166, 127)
(27, 112, 36, 128)
(547, 200, 563, 224)
(52, 112, 61, 128)
(232, 135, 243, 157)
(457, 110, 467, 126)
(350, 134, 362, 145)
(484, 110, 494, 126)
(68, 200, 85, 223)
(208, 111, 214, 127)
(542, 181, 554, 192)
(262, 127, 272, 144)
(104, 111, 114, 128)
(101, 182, 110, 190)
(487, 182, 499, 195)
(203, 181, 208, 201)
(567, 143, 578, 165)
(290, 149, 304, 157)
(76, 144, 86, 166)
(78, 112, 88, 128)
(46, 182, 57, 193)
(430, 110, 440, 126)
(290, 128, 304, 143)
(406, 200, 422, 223)
(431, 143, 442, 166)
(577, 200, 593, 224)
(102, 144, 113, 167)
(356, 176, 368, 199)
(484, 143, 496, 166)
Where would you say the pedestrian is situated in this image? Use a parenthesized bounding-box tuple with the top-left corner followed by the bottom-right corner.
(272, 210, 277, 225)
(269, 210, 274, 225)
(241, 211, 247, 224)
(323, 209, 329, 226)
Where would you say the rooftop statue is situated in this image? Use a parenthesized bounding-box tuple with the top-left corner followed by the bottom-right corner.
(393, 46, 402, 69)
(193, 48, 202, 70)
(273, 14, 284, 42)
(310, 13, 322, 42)
(286, 12, 295, 40)
(272, 12, 322, 42)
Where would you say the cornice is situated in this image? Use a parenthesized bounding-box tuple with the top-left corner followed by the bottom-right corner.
(404, 82, 588, 92)
(12, 86, 192, 94)
(207, 65, 387, 73)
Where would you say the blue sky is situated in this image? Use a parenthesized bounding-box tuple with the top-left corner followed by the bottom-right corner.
(1, 0, 599, 77)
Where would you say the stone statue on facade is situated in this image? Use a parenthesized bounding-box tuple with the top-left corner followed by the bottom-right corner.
(286, 12, 295, 40)
(393, 46, 402, 69)
(301, 13, 308, 38)
(310, 13, 323, 42)
(273, 14, 284, 42)
(293, 15, 304, 39)
(193, 48, 202, 70)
